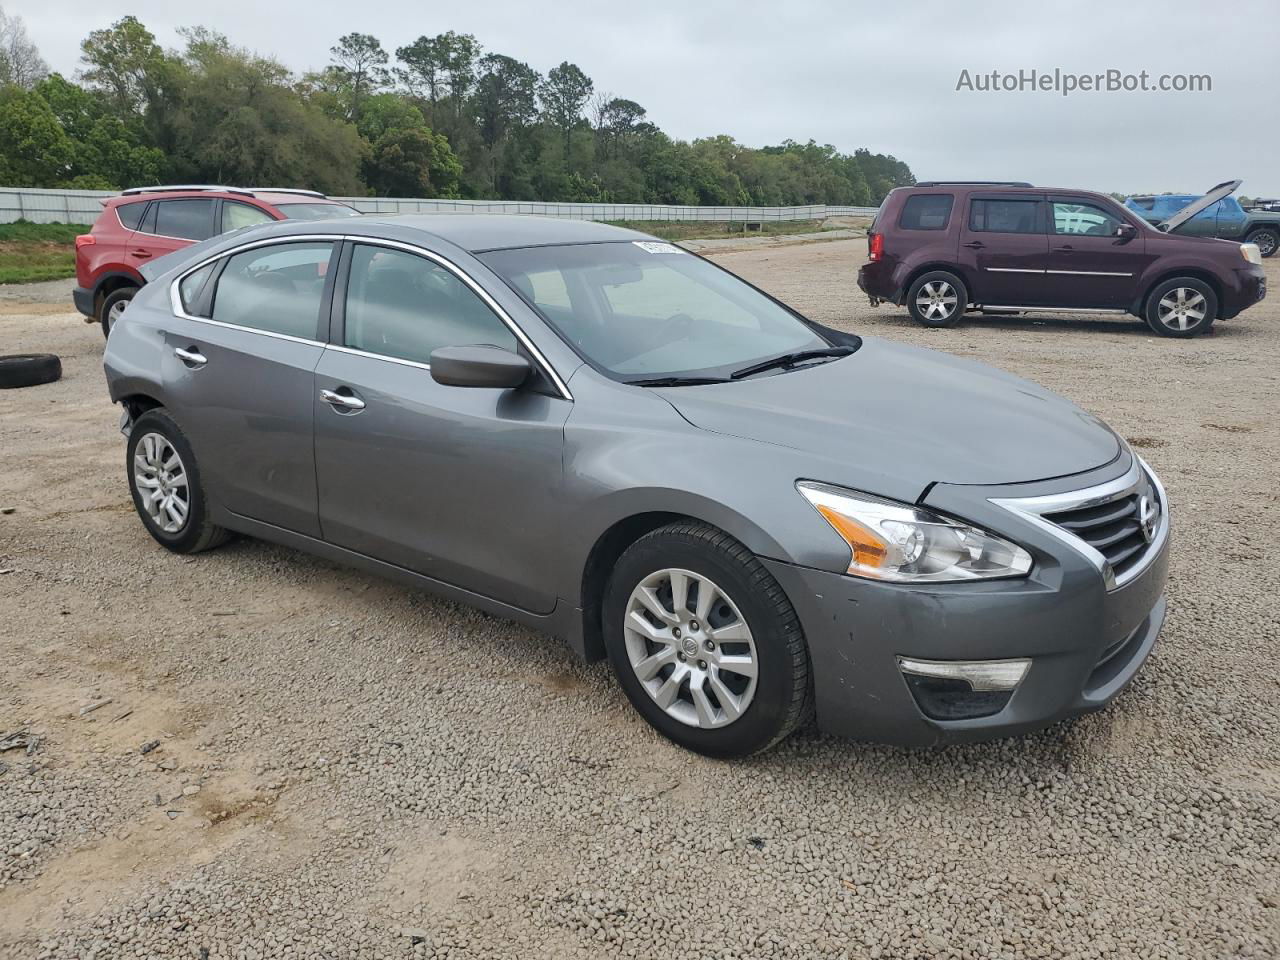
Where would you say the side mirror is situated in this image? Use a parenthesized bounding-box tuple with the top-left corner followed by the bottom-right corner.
(1115, 223, 1138, 239)
(430, 344, 530, 389)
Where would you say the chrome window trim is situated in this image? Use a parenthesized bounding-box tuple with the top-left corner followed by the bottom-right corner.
(985, 268, 1045, 274)
(168, 234, 573, 401)
(324, 343, 431, 372)
(989, 455, 1169, 591)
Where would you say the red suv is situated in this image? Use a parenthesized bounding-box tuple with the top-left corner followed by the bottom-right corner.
(74, 186, 360, 336)
(857, 181, 1267, 338)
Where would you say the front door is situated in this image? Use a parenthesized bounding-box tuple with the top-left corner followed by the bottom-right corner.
(1044, 198, 1152, 308)
(958, 194, 1050, 306)
(162, 240, 337, 537)
(314, 241, 571, 614)
(126, 198, 216, 266)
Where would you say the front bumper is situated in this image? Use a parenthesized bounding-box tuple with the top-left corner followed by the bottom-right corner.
(73, 286, 94, 319)
(1221, 265, 1266, 319)
(764, 462, 1170, 746)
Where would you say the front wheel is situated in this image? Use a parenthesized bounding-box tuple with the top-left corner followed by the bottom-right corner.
(906, 271, 967, 328)
(1143, 277, 1218, 338)
(603, 522, 811, 757)
(1245, 228, 1279, 258)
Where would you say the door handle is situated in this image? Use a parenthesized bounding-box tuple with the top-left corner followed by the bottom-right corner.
(320, 388, 366, 412)
(1054, 244, 1074, 252)
(131, 250, 152, 259)
(963, 241, 984, 249)
(174, 346, 207, 367)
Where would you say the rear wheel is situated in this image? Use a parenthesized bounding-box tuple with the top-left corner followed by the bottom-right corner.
(1245, 227, 1279, 258)
(906, 271, 967, 328)
(1143, 277, 1217, 338)
(603, 522, 811, 757)
(126, 409, 230, 554)
(99, 286, 137, 339)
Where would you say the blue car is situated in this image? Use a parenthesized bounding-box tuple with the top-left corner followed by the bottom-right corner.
(1126, 180, 1280, 257)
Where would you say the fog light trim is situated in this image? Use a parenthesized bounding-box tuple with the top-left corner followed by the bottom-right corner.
(896, 657, 1030, 692)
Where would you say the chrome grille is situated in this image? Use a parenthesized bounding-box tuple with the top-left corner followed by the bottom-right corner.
(1043, 481, 1156, 580)
(989, 458, 1168, 591)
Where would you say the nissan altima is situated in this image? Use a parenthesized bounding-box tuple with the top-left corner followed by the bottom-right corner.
(104, 215, 1170, 757)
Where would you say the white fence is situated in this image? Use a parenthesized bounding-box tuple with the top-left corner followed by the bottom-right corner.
(0, 187, 878, 226)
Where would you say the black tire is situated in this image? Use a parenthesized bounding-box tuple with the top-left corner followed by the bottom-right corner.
(1143, 277, 1218, 338)
(906, 270, 967, 328)
(603, 522, 811, 758)
(0, 354, 61, 389)
(1245, 227, 1279, 258)
(125, 409, 230, 554)
(99, 286, 137, 338)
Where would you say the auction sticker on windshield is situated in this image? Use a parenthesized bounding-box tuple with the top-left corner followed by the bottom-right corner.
(632, 241, 684, 254)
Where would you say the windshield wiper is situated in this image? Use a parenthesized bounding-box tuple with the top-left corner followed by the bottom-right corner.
(626, 375, 732, 387)
(729, 346, 855, 380)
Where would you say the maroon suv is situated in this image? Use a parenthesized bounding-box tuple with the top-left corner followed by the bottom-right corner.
(74, 186, 360, 336)
(857, 181, 1267, 338)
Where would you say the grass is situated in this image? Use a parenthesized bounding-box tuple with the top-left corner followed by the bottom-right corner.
(0, 221, 83, 284)
(604, 219, 854, 242)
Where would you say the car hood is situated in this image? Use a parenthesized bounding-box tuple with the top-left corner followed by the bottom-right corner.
(657, 337, 1121, 492)
(1160, 178, 1241, 233)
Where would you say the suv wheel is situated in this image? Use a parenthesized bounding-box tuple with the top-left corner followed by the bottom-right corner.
(1245, 227, 1279, 258)
(126, 409, 230, 554)
(1143, 278, 1218, 338)
(99, 286, 138, 338)
(906, 271, 967, 328)
(603, 522, 811, 758)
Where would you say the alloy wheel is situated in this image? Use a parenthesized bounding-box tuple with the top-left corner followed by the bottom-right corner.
(1255, 233, 1277, 257)
(133, 432, 190, 534)
(916, 280, 958, 321)
(106, 298, 128, 333)
(1156, 287, 1207, 331)
(623, 568, 758, 729)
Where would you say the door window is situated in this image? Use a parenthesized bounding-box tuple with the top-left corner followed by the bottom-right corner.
(222, 201, 275, 233)
(968, 199, 1041, 234)
(343, 244, 517, 365)
(209, 242, 334, 339)
(1051, 201, 1124, 236)
(178, 261, 217, 315)
(154, 199, 216, 241)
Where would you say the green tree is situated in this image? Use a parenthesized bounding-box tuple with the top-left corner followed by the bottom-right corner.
(328, 32, 387, 122)
(367, 126, 461, 197)
(539, 62, 592, 165)
(0, 85, 74, 186)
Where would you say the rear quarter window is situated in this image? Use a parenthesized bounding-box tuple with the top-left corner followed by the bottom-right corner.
(898, 194, 954, 231)
(115, 202, 148, 230)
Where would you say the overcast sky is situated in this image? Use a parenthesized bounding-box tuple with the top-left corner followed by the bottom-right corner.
(14, 0, 1280, 197)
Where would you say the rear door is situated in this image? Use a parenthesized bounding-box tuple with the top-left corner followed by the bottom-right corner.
(162, 239, 337, 536)
(958, 193, 1050, 305)
(126, 198, 217, 266)
(1043, 197, 1152, 308)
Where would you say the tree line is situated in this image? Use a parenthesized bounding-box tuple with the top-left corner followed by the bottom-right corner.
(0, 11, 916, 206)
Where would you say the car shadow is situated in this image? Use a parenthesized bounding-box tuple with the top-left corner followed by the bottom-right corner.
(865, 309, 1249, 338)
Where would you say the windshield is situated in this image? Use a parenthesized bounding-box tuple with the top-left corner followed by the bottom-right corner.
(275, 202, 361, 220)
(480, 241, 831, 381)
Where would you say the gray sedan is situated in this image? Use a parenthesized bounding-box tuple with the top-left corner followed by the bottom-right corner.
(104, 216, 1170, 756)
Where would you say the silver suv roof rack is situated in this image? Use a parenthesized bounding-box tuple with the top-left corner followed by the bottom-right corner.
(248, 188, 327, 199)
(121, 185, 256, 198)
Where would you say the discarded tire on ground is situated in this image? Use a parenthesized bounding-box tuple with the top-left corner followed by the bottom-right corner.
(0, 354, 62, 389)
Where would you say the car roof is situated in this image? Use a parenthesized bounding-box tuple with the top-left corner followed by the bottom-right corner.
(897, 184, 1124, 206)
(107, 190, 346, 207)
(344, 214, 656, 253)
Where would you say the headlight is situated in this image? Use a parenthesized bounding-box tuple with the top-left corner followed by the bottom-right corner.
(797, 481, 1033, 582)
(1241, 243, 1263, 265)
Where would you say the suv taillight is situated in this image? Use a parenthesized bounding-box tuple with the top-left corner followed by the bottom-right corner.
(74, 235, 95, 249)
(868, 232, 883, 262)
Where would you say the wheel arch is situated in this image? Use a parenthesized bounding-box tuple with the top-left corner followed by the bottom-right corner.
(897, 262, 975, 305)
(1133, 267, 1223, 316)
(92, 270, 144, 315)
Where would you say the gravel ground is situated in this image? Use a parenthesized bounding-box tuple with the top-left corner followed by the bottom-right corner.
(1, 241, 1277, 960)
